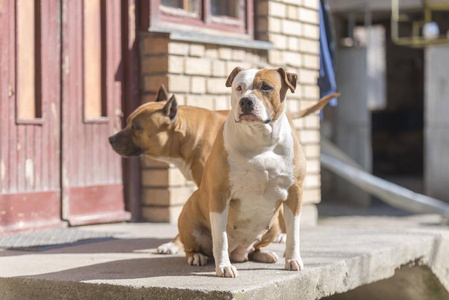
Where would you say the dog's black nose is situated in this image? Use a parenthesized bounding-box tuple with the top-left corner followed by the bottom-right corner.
(239, 97, 254, 113)
(108, 135, 117, 144)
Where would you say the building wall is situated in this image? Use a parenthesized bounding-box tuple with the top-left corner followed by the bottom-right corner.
(139, 0, 321, 225)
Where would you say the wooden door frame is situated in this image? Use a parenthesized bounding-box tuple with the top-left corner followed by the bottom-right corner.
(122, 0, 142, 222)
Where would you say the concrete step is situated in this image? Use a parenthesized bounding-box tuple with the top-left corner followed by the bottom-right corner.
(0, 215, 448, 300)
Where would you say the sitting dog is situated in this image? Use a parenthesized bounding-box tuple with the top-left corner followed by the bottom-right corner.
(177, 67, 313, 277)
(109, 84, 338, 257)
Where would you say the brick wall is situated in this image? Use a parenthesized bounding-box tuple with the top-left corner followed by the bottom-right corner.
(139, 0, 321, 225)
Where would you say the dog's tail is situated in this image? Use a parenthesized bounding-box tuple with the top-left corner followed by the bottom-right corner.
(289, 93, 340, 119)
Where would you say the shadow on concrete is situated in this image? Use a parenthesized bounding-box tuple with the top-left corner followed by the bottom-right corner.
(15, 256, 217, 282)
(0, 237, 172, 257)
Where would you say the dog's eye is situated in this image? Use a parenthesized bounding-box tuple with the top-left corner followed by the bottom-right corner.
(261, 83, 273, 92)
(131, 124, 138, 130)
(236, 85, 242, 92)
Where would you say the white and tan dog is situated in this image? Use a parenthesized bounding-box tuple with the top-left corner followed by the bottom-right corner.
(109, 85, 338, 256)
(178, 67, 307, 277)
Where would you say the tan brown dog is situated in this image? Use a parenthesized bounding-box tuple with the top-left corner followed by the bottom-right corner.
(109, 85, 339, 256)
(176, 67, 311, 277)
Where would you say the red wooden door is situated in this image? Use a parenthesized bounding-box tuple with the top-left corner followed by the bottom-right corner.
(61, 0, 130, 225)
(0, 0, 63, 233)
(1, 0, 130, 233)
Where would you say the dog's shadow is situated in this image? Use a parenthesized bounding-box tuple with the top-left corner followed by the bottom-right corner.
(10, 238, 217, 281)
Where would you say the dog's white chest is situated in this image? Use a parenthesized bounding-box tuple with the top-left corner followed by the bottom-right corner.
(228, 150, 294, 202)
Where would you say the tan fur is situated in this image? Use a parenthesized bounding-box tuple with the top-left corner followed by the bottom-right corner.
(177, 68, 309, 267)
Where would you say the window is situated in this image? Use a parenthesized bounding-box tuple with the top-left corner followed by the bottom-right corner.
(145, 0, 253, 37)
(16, 0, 42, 122)
(83, 0, 107, 120)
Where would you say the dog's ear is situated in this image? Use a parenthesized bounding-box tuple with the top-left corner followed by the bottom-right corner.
(277, 68, 297, 93)
(225, 67, 244, 87)
(155, 84, 169, 102)
(162, 95, 178, 121)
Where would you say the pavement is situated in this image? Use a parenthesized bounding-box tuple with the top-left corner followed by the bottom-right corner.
(0, 215, 448, 300)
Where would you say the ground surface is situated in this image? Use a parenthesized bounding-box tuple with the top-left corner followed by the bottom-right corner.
(0, 215, 448, 300)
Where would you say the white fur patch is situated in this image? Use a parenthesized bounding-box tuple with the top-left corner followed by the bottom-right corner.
(223, 111, 294, 255)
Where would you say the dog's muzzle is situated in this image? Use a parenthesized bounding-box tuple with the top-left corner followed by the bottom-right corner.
(108, 131, 143, 157)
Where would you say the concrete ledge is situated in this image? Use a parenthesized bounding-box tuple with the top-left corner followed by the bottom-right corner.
(0, 215, 448, 300)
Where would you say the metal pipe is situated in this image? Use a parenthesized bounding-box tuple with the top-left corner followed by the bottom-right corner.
(321, 153, 449, 218)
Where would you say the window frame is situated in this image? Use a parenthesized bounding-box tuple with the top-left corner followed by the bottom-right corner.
(143, 0, 254, 38)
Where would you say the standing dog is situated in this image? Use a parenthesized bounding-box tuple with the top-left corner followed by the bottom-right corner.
(177, 67, 310, 277)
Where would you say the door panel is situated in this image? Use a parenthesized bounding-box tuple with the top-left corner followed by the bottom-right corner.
(61, 0, 130, 225)
(0, 0, 63, 234)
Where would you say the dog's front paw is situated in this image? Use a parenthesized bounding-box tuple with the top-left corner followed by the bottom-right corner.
(156, 242, 179, 254)
(216, 264, 238, 278)
(285, 258, 304, 271)
(273, 233, 287, 244)
(187, 253, 208, 266)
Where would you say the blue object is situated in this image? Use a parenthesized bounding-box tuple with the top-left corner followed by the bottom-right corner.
(318, 0, 337, 107)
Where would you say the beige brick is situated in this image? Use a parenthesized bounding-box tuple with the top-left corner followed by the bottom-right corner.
(303, 85, 319, 99)
(292, 116, 305, 129)
(303, 54, 320, 69)
(142, 168, 186, 187)
(168, 75, 190, 93)
(284, 51, 302, 67)
(299, 69, 319, 84)
(270, 33, 287, 50)
(144, 38, 168, 55)
(190, 44, 205, 57)
(281, 20, 301, 36)
(185, 57, 211, 76)
(226, 61, 251, 75)
(287, 99, 301, 113)
(141, 156, 169, 168)
(142, 205, 182, 223)
(299, 38, 319, 54)
(212, 60, 226, 77)
(269, 17, 282, 33)
(268, 50, 283, 65)
(306, 159, 320, 174)
(299, 7, 319, 24)
(303, 0, 319, 10)
(287, 5, 298, 19)
(300, 129, 320, 144)
(168, 55, 184, 74)
(305, 115, 320, 129)
(303, 188, 321, 204)
(207, 78, 230, 94)
(282, 0, 302, 5)
(304, 174, 321, 188)
(304, 144, 320, 158)
(205, 46, 219, 58)
(302, 23, 319, 40)
(288, 37, 300, 51)
(186, 95, 214, 110)
(218, 48, 232, 60)
(269, 2, 286, 18)
(191, 76, 206, 94)
(172, 94, 187, 105)
(144, 75, 169, 93)
(233, 49, 246, 61)
(214, 96, 230, 110)
(142, 185, 195, 206)
(168, 42, 189, 55)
